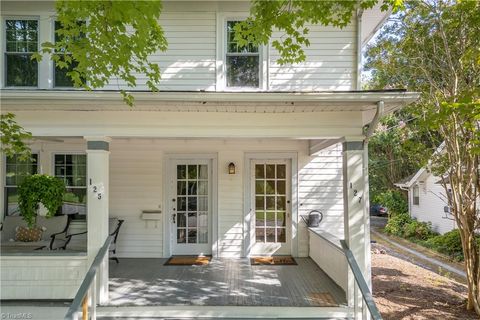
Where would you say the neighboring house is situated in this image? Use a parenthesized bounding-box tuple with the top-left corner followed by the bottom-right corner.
(395, 168, 456, 234)
(0, 1, 419, 319)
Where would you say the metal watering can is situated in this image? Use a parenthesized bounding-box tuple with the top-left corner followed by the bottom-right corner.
(301, 210, 323, 227)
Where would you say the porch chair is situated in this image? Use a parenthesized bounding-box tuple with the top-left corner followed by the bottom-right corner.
(64, 218, 124, 262)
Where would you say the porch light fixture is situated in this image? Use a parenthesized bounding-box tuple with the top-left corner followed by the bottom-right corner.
(228, 162, 236, 175)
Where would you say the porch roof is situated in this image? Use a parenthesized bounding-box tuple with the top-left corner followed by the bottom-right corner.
(1, 89, 419, 118)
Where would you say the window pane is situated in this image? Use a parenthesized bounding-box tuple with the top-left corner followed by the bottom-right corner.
(266, 211, 275, 226)
(255, 164, 264, 178)
(6, 54, 37, 86)
(188, 229, 197, 243)
(177, 212, 186, 228)
(226, 21, 258, 53)
(177, 181, 186, 195)
(5, 187, 20, 216)
(177, 229, 186, 243)
(199, 165, 208, 179)
(177, 196, 186, 211)
(188, 212, 197, 228)
(255, 180, 264, 194)
(61, 188, 87, 216)
(266, 228, 276, 242)
(226, 55, 259, 87)
(256, 228, 265, 243)
(188, 165, 197, 179)
(55, 57, 79, 87)
(255, 211, 265, 227)
(177, 165, 186, 179)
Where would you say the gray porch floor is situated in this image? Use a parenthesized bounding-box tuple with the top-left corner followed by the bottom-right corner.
(108, 258, 347, 307)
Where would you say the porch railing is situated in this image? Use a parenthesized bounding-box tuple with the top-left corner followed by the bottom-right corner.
(65, 236, 112, 320)
(340, 240, 383, 320)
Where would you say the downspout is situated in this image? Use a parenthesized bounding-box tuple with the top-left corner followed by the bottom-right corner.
(365, 100, 384, 143)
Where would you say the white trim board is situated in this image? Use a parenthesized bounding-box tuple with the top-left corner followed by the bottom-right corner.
(97, 305, 352, 319)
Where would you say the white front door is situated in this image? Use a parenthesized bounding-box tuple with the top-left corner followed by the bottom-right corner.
(250, 160, 292, 255)
(169, 159, 212, 255)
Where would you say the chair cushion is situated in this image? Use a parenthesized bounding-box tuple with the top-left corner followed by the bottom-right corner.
(1, 216, 27, 242)
(37, 215, 68, 241)
(15, 226, 44, 242)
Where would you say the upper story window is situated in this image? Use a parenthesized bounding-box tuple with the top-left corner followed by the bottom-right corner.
(5, 19, 38, 87)
(225, 20, 260, 88)
(54, 21, 85, 88)
(4, 154, 39, 217)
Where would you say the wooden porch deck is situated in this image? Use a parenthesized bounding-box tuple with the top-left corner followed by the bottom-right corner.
(108, 258, 347, 307)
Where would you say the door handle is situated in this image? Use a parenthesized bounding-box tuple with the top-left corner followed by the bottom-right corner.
(172, 214, 176, 224)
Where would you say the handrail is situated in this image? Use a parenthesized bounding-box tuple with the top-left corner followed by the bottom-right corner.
(340, 240, 383, 320)
(65, 236, 113, 320)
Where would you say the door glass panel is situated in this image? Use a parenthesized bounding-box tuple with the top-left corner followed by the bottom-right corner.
(266, 211, 275, 226)
(256, 228, 265, 242)
(188, 197, 197, 211)
(254, 163, 288, 243)
(255, 164, 265, 178)
(176, 163, 209, 245)
(177, 229, 186, 243)
(188, 212, 197, 227)
(198, 196, 208, 211)
(265, 165, 275, 179)
(177, 197, 186, 211)
(198, 181, 208, 195)
(266, 180, 275, 194)
(255, 211, 265, 226)
(177, 212, 186, 228)
(188, 165, 197, 179)
(177, 181, 186, 195)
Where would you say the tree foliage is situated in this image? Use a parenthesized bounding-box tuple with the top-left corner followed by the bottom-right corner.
(0, 113, 32, 161)
(365, 0, 480, 313)
(34, 0, 167, 106)
(234, 0, 402, 64)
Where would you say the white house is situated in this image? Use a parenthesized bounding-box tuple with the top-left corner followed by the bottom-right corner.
(0, 1, 419, 319)
(395, 168, 456, 235)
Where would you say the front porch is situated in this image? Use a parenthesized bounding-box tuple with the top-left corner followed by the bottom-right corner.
(108, 257, 347, 307)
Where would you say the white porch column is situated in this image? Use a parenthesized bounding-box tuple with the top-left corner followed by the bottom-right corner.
(85, 136, 111, 304)
(343, 139, 371, 318)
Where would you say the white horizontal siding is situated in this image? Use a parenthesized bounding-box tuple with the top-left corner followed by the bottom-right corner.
(0, 257, 87, 299)
(410, 173, 456, 234)
(269, 23, 356, 91)
(103, 11, 216, 91)
(298, 144, 344, 257)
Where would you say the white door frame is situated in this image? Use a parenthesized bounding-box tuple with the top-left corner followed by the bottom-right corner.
(163, 153, 218, 257)
(244, 152, 298, 257)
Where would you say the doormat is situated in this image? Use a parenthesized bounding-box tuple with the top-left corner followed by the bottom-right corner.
(164, 255, 211, 266)
(250, 256, 297, 265)
(307, 292, 338, 307)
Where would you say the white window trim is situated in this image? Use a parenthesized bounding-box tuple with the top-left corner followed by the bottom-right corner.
(2, 16, 41, 89)
(413, 185, 420, 206)
(216, 12, 268, 92)
(51, 152, 88, 218)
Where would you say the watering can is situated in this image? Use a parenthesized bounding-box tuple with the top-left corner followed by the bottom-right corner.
(301, 210, 323, 227)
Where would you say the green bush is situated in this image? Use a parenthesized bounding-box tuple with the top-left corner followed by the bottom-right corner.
(384, 213, 412, 236)
(373, 190, 408, 216)
(403, 220, 435, 240)
(425, 230, 465, 261)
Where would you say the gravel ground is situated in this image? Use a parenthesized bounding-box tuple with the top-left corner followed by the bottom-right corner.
(371, 242, 478, 320)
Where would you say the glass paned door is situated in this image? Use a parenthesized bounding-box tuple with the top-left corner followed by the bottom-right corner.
(251, 160, 291, 255)
(171, 159, 211, 255)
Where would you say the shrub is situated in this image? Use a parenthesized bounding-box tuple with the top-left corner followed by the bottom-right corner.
(425, 230, 465, 261)
(373, 190, 408, 216)
(403, 220, 435, 240)
(384, 213, 412, 237)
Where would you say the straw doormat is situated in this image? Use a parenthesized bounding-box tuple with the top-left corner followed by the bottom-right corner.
(308, 292, 338, 307)
(250, 256, 297, 265)
(164, 256, 211, 266)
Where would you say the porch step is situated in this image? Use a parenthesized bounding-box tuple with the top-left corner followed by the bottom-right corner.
(97, 306, 351, 319)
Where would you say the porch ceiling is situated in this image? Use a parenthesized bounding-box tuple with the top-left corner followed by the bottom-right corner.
(1, 89, 419, 117)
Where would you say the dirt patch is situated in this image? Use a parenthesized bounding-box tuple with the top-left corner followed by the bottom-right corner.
(372, 243, 477, 320)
